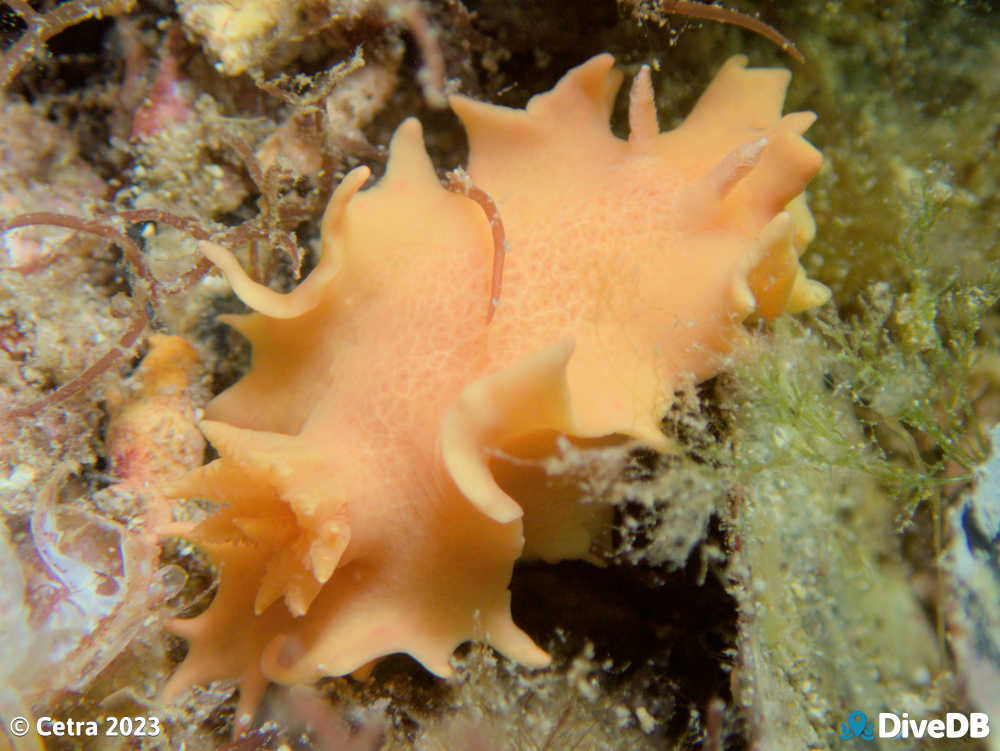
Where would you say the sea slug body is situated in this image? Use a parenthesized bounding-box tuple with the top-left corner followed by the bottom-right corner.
(164, 53, 828, 722)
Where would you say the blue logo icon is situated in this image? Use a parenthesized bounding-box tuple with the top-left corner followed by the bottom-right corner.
(841, 711, 875, 741)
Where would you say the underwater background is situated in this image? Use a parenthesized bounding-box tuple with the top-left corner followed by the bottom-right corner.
(1, 1, 1000, 749)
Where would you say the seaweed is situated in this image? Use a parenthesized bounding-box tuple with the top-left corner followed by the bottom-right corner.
(0, 0, 135, 90)
(633, 1, 804, 63)
(0, 209, 219, 420)
(706, 171, 1000, 748)
(758, 181, 999, 528)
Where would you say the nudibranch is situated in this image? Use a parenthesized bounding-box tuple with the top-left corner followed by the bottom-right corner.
(163, 53, 828, 724)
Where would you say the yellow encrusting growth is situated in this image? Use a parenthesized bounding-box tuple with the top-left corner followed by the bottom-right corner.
(164, 53, 827, 722)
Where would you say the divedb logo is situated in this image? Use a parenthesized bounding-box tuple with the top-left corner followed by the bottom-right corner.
(840, 710, 990, 741)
